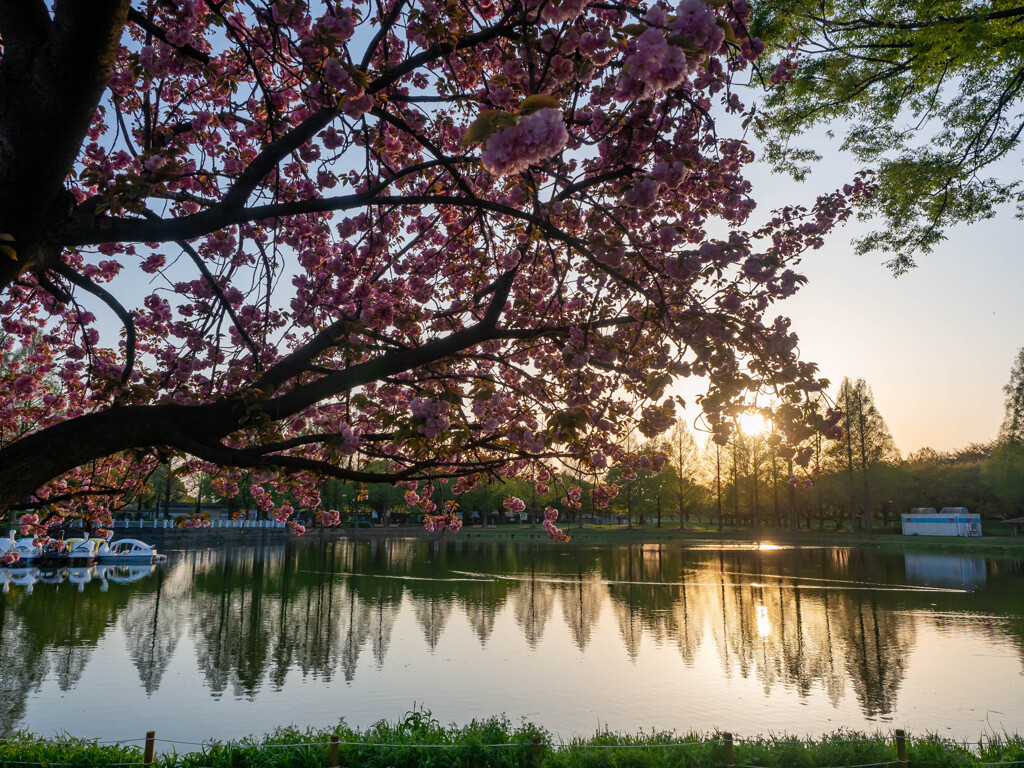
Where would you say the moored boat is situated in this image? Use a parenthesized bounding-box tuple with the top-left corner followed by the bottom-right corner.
(100, 538, 166, 563)
(66, 537, 110, 565)
(6, 538, 45, 564)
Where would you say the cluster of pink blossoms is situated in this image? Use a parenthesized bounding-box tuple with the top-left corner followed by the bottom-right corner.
(617, 0, 725, 99)
(20, 513, 40, 536)
(591, 485, 619, 508)
(669, 0, 725, 50)
(1, 552, 18, 565)
(480, 108, 569, 176)
(181, 517, 211, 529)
(250, 485, 276, 512)
(321, 57, 373, 117)
(423, 513, 462, 533)
(618, 27, 687, 98)
(319, 509, 342, 526)
(566, 486, 583, 508)
(543, 507, 570, 542)
(503, 496, 526, 513)
(410, 397, 451, 439)
(538, 0, 589, 23)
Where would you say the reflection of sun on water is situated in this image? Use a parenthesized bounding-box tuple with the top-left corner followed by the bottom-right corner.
(738, 412, 769, 435)
(756, 604, 771, 637)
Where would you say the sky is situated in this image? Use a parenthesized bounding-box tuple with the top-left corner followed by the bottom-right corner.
(728, 134, 1024, 456)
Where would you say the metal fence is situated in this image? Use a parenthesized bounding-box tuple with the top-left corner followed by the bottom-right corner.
(110, 519, 287, 529)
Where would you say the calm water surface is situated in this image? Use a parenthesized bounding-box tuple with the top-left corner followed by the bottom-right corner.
(2, 538, 1024, 742)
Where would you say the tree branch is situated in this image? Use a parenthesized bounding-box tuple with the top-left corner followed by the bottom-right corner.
(126, 6, 212, 64)
(52, 261, 138, 383)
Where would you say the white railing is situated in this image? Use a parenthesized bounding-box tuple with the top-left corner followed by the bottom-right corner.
(111, 519, 287, 529)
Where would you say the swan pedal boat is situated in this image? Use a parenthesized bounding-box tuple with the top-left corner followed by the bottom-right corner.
(0, 537, 166, 565)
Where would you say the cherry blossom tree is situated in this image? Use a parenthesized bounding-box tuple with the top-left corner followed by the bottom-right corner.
(0, 0, 864, 548)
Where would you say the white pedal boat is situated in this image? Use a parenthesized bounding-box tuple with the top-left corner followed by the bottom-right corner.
(100, 538, 166, 563)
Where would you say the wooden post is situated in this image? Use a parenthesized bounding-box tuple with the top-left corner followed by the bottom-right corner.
(143, 731, 156, 766)
(329, 733, 340, 768)
(723, 733, 735, 768)
(529, 733, 544, 766)
(895, 729, 907, 768)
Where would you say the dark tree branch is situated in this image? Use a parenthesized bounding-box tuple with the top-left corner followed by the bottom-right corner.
(52, 261, 138, 383)
(126, 7, 212, 64)
(145, 210, 264, 364)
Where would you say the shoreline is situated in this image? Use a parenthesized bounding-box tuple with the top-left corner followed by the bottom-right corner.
(127, 520, 1024, 557)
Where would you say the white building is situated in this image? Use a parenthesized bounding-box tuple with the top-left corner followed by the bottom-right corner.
(901, 507, 981, 537)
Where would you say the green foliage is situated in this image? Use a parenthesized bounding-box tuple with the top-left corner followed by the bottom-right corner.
(3, 722, 1023, 768)
(136, 463, 188, 511)
(0, 730, 145, 767)
(754, 0, 1024, 271)
(986, 440, 1024, 515)
(999, 348, 1024, 445)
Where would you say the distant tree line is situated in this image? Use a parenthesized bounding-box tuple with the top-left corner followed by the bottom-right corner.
(19, 351, 1024, 537)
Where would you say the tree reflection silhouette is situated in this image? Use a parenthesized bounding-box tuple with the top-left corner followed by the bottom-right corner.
(3, 540, 1024, 736)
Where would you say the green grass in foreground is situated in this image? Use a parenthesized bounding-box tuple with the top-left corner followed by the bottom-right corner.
(3, 715, 1024, 768)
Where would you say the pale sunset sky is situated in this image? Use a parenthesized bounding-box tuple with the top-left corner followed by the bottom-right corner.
(737, 128, 1024, 456)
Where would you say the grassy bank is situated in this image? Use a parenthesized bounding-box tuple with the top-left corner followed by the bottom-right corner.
(3, 717, 1024, 768)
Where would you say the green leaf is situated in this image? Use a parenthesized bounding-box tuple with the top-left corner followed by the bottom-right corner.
(716, 18, 737, 44)
(461, 111, 501, 146)
(518, 94, 561, 114)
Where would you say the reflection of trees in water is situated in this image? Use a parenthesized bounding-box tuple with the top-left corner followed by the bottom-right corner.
(0, 564, 149, 733)
(191, 549, 273, 698)
(512, 559, 555, 648)
(606, 547, 656, 661)
(671, 559, 705, 666)
(123, 565, 190, 695)
(273, 543, 341, 686)
(0, 597, 47, 734)
(835, 596, 914, 716)
(414, 598, 450, 651)
(557, 571, 603, 651)
(180, 542, 920, 712)
(11, 539, 1024, 733)
(687, 550, 851, 705)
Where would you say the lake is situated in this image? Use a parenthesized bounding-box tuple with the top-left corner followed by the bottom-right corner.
(2, 537, 1024, 745)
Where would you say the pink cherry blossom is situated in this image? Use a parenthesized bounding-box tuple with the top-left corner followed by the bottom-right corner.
(480, 108, 568, 176)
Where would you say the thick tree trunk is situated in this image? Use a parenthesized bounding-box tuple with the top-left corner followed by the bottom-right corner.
(0, 0, 130, 290)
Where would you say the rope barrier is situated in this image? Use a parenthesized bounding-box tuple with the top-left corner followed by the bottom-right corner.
(737, 738, 884, 745)
(907, 736, 986, 747)
(0, 737, 139, 746)
(557, 741, 718, 749)
(0, 761, 147, 766)
(249, 739, 717, 749)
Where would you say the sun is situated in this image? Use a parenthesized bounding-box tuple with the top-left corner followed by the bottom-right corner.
(738, 412, 769, 436)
